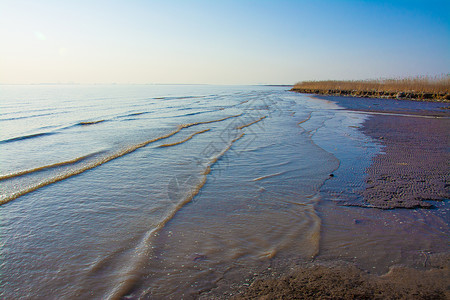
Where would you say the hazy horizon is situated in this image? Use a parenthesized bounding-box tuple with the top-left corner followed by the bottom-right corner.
(1, 0, 449, 85)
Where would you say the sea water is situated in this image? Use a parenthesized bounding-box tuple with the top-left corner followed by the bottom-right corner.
(0, 85, 447, 299)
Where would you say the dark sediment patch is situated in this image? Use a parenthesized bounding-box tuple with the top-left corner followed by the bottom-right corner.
(313, 95, 449, 209)
(358, 114, 449, 209)
(232, 263, 449, 300)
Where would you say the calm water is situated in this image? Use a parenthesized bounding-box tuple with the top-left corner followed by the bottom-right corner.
(0, 85, 448, 299)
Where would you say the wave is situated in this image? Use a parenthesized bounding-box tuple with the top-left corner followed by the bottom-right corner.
(127, 112, 148, 117)
(106, 132, 246, 299)
(0, 151, 105, 181)
(183, 114, 242, 127)
(0, 132, 56, 144)
(298, 112, 312, 125)
(252, 172, 284, 182)
(180, 111, 210, 117)
(177, 107, 197, 111)
(0, 114, 243, 206)
(78, 120, 106, 126)
(236, 116, 267, 130)
(36, 125, 60, 131)
(0, 112, 56, 121)
(117, 112, 151, 119)
(0, 128, 182, 206)
(153, 96, 205, 101)
(109, 114, 274, 298)
(183, 111, 202, 116)
(0, 106, 58, 116)
(158, 129, 210, 148)
(1, 118, 108, 144)
(60, 118, 112, 130)
(82, 113, 281, 298)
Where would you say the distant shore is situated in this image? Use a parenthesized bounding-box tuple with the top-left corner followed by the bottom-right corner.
(291, 87, 450, 102)
(291, 77, 450, 102)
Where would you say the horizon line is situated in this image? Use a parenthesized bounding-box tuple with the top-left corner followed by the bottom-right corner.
(0, 83, 294, 87)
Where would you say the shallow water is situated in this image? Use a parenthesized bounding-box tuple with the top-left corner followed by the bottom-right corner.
(0, 85, 448, 299)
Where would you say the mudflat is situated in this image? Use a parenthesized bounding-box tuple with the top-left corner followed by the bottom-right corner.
(234, 263, 449, 300)
(231, 95, 449, 299)
(320, 95, 449, 209)
(360, 114, 449, 209)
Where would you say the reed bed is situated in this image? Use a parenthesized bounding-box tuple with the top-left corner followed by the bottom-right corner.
(291, 75, 450, 101)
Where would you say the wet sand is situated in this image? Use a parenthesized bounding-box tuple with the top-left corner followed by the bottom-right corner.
(308, 95, 450, 209)
(360, 114, 449, 209)
(234, 263, 449, 299)
(325, 95, 450, 209)
(228, 95, 449, 299)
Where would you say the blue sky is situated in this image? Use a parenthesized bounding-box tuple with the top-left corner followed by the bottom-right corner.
(0, 0, 449, 84)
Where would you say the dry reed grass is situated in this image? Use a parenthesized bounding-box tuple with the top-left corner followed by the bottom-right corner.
(292, 75, 450, 101)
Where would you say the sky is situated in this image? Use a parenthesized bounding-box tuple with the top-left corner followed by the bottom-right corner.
(0, 0, 449, 85)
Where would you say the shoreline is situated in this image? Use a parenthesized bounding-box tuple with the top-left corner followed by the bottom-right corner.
(233, 261, 449, 299)
(290, 88, 450, 102)
(359, 113, 449, 209)
(312, 94, 449, 209)
(224, 94, 449, 299)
